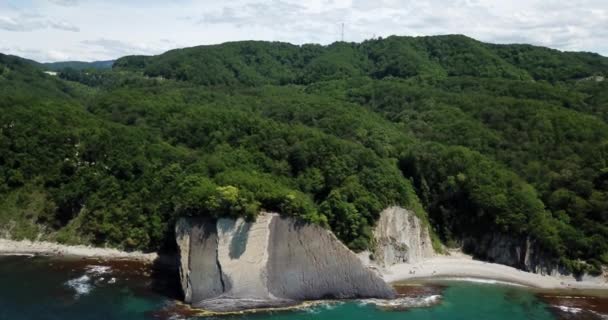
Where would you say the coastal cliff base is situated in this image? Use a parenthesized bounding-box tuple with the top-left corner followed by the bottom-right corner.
(176, 213, 395, 312)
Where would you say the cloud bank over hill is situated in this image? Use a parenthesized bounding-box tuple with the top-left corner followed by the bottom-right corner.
(0, 0, 606, 62)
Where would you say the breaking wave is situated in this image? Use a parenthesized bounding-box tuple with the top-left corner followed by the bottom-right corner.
(0, 253, 35, 257)
(553, 305, 608, 319)
(85, 265, 112, 275)
(65, 275, 92, 296)
(64, 265, 115, 297)
(436, 277, 526, 287)
(359, 294, 442, 310)
(555, 305, 583, 314)
(302, 301, 344, 314)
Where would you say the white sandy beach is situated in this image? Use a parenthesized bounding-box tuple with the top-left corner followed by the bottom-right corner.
(381, 251, 608, 290)
(0, 238, 158, 262)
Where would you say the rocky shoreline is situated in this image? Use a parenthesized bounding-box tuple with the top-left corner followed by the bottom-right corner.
(3, 236, 605, 292)
(0, 238, 159, 262)
(2, 205, 607, 314)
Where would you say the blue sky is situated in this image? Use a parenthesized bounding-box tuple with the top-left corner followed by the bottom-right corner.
(1, 0, 607, 62)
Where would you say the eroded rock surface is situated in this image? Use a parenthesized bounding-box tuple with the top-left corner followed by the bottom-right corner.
(462, 234, 566, 276)
(266, 215, 394, 300)
(176, 213, 395, 312)
(369, 207, 435, 267)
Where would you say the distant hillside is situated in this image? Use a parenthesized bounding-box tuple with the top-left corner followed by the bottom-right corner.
(42, 60, 114, 71)
(114, 35, 608, 85)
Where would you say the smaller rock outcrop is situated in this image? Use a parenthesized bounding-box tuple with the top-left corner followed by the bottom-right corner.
(368, 207, 435, 267)
(462, 234, 564, 276)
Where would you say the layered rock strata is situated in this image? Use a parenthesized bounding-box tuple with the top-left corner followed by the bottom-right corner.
(371, 206, 435, 267)
(176, 212, 395, 312)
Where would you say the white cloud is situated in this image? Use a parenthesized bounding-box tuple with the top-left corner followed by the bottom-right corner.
(48, 20, 80, 32)
(0, 45, 70, 62)
(0, 16, 46, 31)
(0, 0, 607, 62)
(0, 14, 79, 32)
(81, 38, 177, 57)
(48, 0, 79, 6)
(45, 49, 72, 61)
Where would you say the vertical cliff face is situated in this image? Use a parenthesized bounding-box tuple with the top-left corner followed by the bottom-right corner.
(266, 215, 394, 300)
(365, 207, 564, 277)
(175, 218, 192, 302)
(175, 213, 395, 312)
(189, 219, 227, 300)
(370, 207, 435, 267)
(462, 234, 563, 276)
(176, 218, 226, 303)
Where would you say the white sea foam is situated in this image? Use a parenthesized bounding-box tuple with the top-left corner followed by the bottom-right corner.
(317, 302, 339, 310)
(65, 275, 93, 296)
(303, 302, 343, 314)
(436, 277, 526, 287)
(85, 265, 112, 275)
(0, 253, 35, 257)
(423, 295, 442, 304)
(65, 265, 113, 297)
(554, 306, 608, 319)
(555, 305, 583, 314)
(360, 295, 442, 309)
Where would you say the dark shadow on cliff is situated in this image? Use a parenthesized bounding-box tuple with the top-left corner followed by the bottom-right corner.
(148, 254, 182, 300)
(143, 217, 183, 301)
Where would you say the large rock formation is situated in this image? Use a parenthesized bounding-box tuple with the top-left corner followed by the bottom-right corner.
(175, 212, 395, 312)
(366, 207, 435, 268)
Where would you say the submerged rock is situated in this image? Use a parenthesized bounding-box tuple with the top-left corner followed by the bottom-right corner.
(176, 213, 395, 312)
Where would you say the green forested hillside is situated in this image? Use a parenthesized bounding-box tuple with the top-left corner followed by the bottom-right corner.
(113, 35, 608, 84)
(1, 35, 607, 274)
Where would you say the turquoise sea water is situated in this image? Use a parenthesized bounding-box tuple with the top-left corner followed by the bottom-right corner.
(0, 256, 605, 320)
(226, 283, 553, 320)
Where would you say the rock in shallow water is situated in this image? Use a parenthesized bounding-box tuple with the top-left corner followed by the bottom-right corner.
(175, 213, 395, 312)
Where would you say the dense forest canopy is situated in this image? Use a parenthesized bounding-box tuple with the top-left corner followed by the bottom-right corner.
(1, 35, 607, 274)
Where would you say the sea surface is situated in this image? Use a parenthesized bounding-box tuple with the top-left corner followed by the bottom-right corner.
(0, 255, 606, 320)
